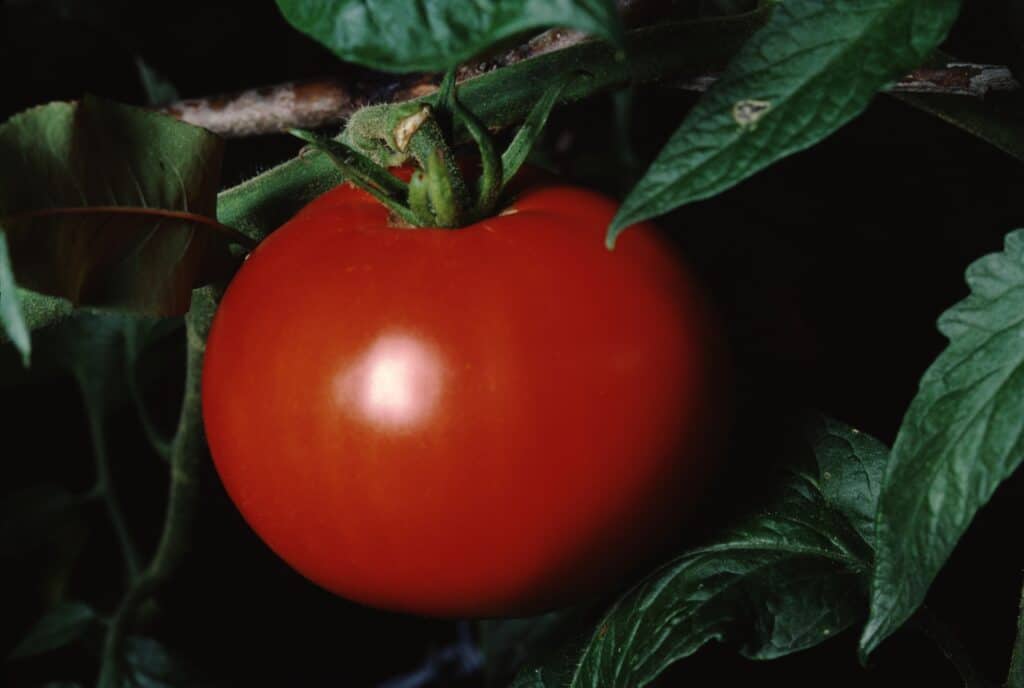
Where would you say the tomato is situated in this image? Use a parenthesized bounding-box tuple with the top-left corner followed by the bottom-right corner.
(201, 176, 725, 617)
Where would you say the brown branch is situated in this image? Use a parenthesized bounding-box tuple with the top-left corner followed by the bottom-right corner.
(676, 62, 1021, 97)
(158, 0, 1019, 140)
(160, 0, 661, 138)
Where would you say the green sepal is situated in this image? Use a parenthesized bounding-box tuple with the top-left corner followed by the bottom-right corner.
(288, 129, 420, 226)
(501, 71, 582, 191)
(408, 170, 434, 225)
(425, 149, 459, 227)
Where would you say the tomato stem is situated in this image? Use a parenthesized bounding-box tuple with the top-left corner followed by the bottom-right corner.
(300, 68, 579, 228)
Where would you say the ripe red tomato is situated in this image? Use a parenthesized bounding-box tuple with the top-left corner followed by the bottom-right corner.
(202, 176, 725, 617)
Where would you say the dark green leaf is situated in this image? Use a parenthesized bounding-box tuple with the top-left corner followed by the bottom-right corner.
(275, 0, 623, 73)
(515, 416, 887, 688)
(863, 229, 1024, 657)
(8, 601, 98, 660)
(806, 415, 888, 549)
(608, 0, 962, 246)
(0, 96, 240, 318)
(0, 230, 30, 364)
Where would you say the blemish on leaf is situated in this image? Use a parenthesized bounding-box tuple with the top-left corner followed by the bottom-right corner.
(732, 99, 772, 129)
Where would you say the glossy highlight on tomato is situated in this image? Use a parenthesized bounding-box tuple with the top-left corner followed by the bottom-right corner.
(201, 176, 725, 617)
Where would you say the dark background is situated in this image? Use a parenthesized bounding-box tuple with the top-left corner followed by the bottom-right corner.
(2, 1, 1023, 686)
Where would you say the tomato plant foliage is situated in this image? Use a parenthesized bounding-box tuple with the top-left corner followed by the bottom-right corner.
(0, 96, 242, 362)
(5, 0, 1024, 686)
(608, 0, 962, 243)
(274, 0, 624, 72)
(864, 229, 1024, 656)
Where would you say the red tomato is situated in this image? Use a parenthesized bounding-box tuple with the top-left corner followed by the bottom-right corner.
(202, 177, 725, 617)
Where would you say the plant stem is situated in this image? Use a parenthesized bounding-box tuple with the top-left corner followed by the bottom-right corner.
(96, 287, 218, 688)
(913, 606, 997, 688)
(1006, 579, 1024, 688)
(82, 384, 142, 583)
(216, 9, 772, 242)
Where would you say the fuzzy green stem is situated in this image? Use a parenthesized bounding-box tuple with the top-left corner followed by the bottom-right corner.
(96, 288, 218, 688)
(401, 114, 469, 226)
(425, 149, 459, 227)
(220, 10, 771, 241)
(408, 170, 434, 225)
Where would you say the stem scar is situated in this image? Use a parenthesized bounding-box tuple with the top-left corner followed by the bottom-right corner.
(394, 106, 433, 153)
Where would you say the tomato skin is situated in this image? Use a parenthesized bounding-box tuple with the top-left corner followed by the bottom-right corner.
(202, 179, 724, 617)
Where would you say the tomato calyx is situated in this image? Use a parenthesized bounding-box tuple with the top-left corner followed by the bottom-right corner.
(289, 68, 580, 229)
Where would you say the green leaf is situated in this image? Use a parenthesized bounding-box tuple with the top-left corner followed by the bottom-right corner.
(0, 230, 30, 365)
(608, 0, 962, 246)
(8, 601, 98, 660)
(862, 229, 1024, 657)
(514, 416, 887, 688)
(806, 415, 888, 549)
(275, 0, 624, 73)
(0, 96, 241, 318)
